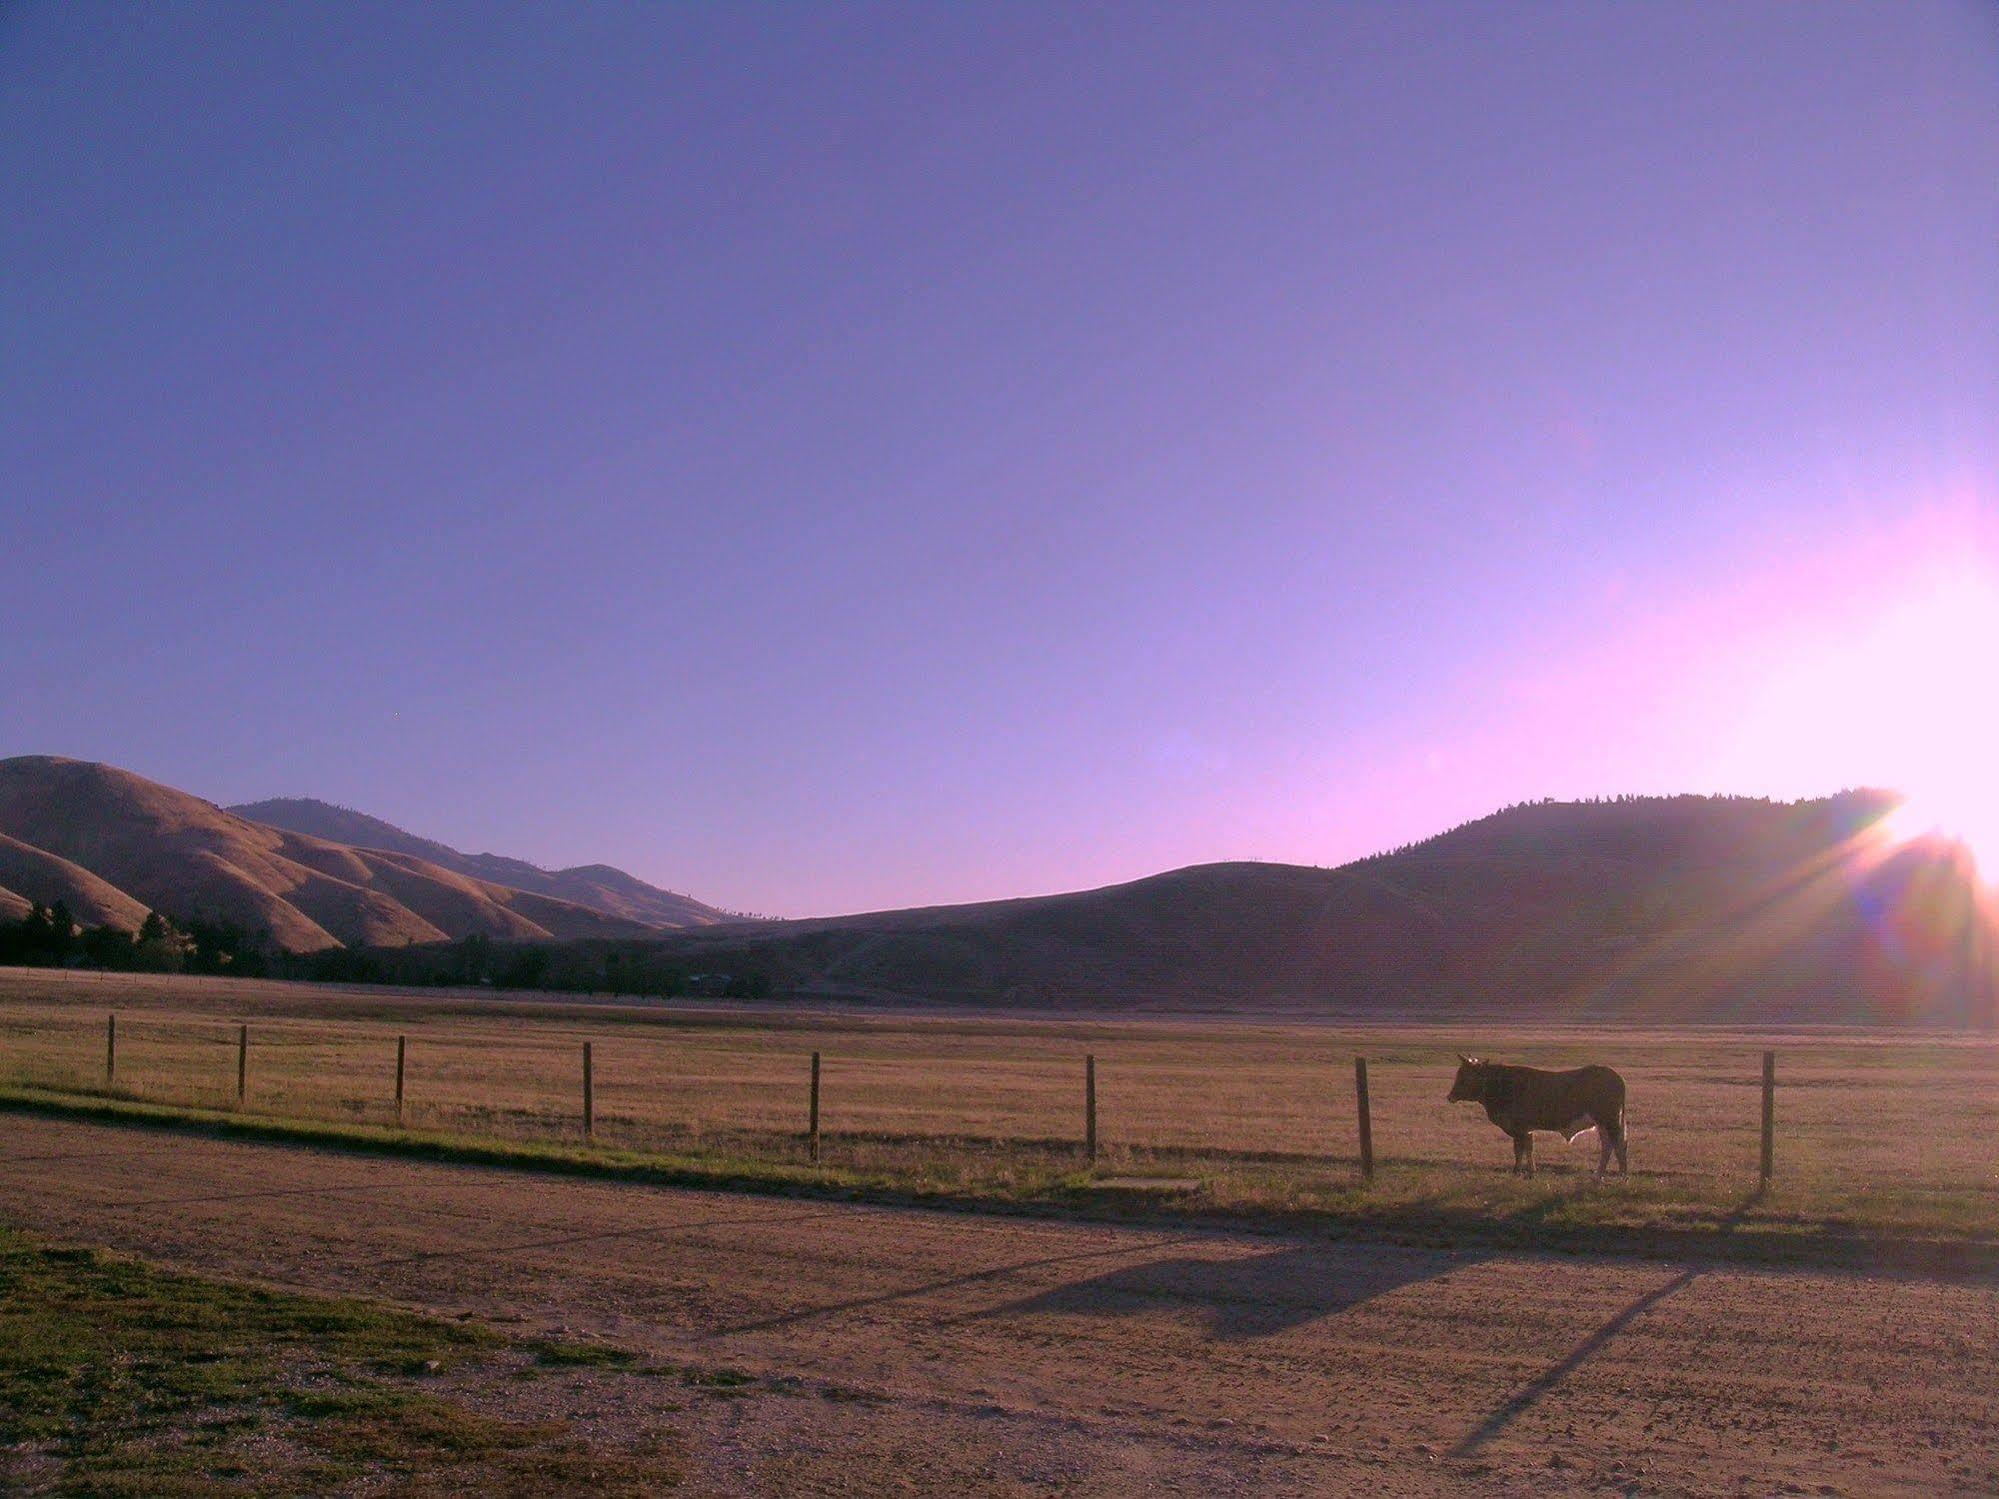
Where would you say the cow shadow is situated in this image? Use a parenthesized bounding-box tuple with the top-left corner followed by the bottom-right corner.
(977, 1239, 1479, 1342)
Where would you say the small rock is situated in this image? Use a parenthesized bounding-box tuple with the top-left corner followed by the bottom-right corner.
(1209, 1417, 1236, 1430)
(421, 1359, 441, 1375)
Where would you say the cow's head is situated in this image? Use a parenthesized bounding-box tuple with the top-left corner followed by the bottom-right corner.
(1447, 1054, 1485, 1103)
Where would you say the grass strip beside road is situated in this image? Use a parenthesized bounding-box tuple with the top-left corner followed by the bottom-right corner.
(5, 1084, 1995, 1274)
(0, 1225, 683, 1495)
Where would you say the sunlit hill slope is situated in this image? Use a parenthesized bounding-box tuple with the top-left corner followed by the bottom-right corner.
(0, 757, 663, 951)
(227, 797, 727, 930)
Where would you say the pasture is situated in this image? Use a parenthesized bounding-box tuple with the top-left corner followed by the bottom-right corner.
(3, 969, 1996, 1247)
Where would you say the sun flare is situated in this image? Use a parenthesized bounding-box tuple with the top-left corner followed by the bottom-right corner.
(1726, 562, 1999, 874)
(1881, 792, 1999, 875)
(1854, 572, 1999, 872)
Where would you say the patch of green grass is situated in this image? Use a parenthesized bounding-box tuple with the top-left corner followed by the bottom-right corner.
(0, 1082, 842, 1194)
(0, 1227, 678, 1494)
(530, 1340, 641, 1369)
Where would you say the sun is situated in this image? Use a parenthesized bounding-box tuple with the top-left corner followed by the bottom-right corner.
(1724, 561, 1999, 873)
(1856, 572, 1999, 872)
(1881, 790, 1999, 876)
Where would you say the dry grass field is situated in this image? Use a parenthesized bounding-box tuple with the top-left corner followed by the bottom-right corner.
(4, 968, 1996, 1246)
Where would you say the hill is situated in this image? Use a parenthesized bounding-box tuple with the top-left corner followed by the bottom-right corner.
(625, 792, 1996, 1024)
(9, 760, 1990, 1024)
(0, 832, 152, 931)
(0, 757, 661, 951)
(228, 797, 726, 929)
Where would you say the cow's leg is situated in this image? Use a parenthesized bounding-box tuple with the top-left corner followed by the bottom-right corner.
(1613, 1109, 1628, 1175)
(1515, 1132, 1534, 1177)
(1510, 1133, 1524, 1174)
(1596, 1125, 1613, 1177)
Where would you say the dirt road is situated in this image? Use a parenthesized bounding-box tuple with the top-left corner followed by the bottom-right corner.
(4, 1115, 1995, 1495)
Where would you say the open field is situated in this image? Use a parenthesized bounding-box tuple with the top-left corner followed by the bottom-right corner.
(5, 1114, 1998, 1495)
(4, 969, 1998, 1245)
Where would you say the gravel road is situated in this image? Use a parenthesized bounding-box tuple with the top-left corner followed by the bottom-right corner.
(3, 1114, 1994, 1495)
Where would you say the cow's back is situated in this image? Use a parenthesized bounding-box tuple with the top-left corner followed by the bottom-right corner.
(1488, 1063, 1623, 1134)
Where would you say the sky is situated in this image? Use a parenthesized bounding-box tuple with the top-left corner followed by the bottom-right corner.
(4, 2, 1996, 917)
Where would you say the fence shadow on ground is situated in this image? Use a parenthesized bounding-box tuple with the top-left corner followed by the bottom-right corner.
(714, 1234, 1212, 1337)
(978, 1240, 1477, 1341)
(1449, 1188, 1764, 1458)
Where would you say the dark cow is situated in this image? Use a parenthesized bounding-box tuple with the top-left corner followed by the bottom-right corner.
(1447, 1055, 1628, 1177)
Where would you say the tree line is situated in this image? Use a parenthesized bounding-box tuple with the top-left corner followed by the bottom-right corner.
(1, 904, 775, 1000)
(0, 903, 271, 976)
(292, 933, 774, 999)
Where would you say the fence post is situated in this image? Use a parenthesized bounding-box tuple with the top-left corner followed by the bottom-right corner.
(395, 1035, 407, 1125)
(105, 1013, 116, 1086)
(583, 1041, 595, 1140)
(808, 1051, 821, 1163)
(1759, 1049, 1775, 1186)
(236, 1024, 248, 1106)
(1085, 1053, 1098, 1165)
(1354, 1056, 1375, 1184)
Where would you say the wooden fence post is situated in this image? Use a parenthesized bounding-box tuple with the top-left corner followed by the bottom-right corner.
(1759, 1049, 1775, 1186)
(583, 1041, 595, 1140)
(808, 1051, 821, 1163)
(105, 1012, 116, 1086)
(1085, 1053, 1098, 1165)
(395, 1035, 407, 1125)
(1354, 1056, 1375, 1184)
(236, 1024, 248, 1106)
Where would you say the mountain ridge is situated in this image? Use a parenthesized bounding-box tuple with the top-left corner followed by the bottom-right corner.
(0, 757, 664, 951)
(616, 789, 1996, 1025)
(6, 757, 1992, 1026)
(226, 796, 727, 930)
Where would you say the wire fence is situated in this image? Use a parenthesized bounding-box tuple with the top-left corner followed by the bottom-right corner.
(5, 999, 1999, 1221)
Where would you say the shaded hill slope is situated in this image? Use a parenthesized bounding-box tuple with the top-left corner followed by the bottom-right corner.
(0, 758, 659, 951)
(631, 793, 1995, 1024)
(227, 797, 726, 929)
(0, 832, 153, 931)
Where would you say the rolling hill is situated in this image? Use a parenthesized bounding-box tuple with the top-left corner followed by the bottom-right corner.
(6, 756, 1991, 1024)
(625, 792, 1996, 1024)
(0, 757, 664, 951)
(227, 797, 726, 929)
(0, 831, 153, 931)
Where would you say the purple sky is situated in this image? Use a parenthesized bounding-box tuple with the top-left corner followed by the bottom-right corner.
(5, 3, 1996, 917)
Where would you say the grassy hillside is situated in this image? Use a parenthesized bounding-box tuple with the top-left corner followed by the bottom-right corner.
(623, 792, 1996, 1023)
(0, 758, 659, 951)
(0, 832, 151, 931)
(230, 796, 728, 928)
(8, 761, 1991, 1023)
